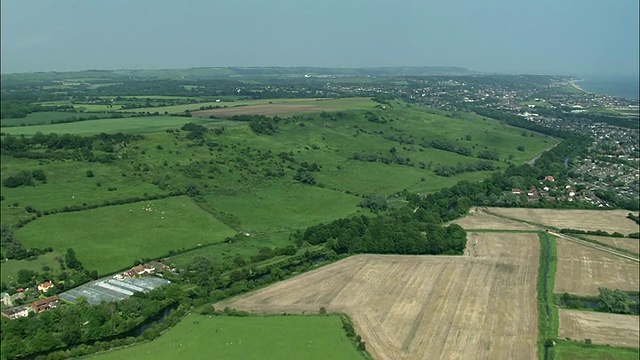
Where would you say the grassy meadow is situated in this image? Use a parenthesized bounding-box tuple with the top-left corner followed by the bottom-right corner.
(1, 251, 62, 284)
(554, 341, 639, 360)
(13, 196, 236, 275)
(89, 314, 365, 360)
(1, 99, 557, 282)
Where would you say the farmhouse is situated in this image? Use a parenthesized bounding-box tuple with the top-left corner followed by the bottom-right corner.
(31, 296, 59, 313)
(1, 306, 30, 320)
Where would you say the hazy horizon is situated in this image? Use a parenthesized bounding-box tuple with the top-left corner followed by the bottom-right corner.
(2, 0, 638, 77)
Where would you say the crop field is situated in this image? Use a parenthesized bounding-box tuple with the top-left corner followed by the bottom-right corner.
(90, 314, 365, 360)
(452, 208, 539, 231)
(485, 208, 639, 234)
(0, 116, 219, 135)
(217, 232, 540, 360)
(554, 238, 639, 296)
(559, 310, 640, 348)
(15, 196, 236, 275)
(586, 236, 640, 255)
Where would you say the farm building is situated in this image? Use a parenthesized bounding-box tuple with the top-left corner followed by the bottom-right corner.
(57, 276, 170, 306)
(31, 296, 59, 313)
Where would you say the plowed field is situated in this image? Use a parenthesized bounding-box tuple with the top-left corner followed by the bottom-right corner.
(217, 233, 539, 360)
(559, 310, 640, 348)
(555, 238, 639, 296)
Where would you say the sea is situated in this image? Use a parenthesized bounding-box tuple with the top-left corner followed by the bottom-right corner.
(577, 74, 639, 102)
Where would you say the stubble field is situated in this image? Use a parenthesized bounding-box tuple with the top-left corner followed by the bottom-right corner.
(452, 208, 539, 231)
(485, 208, 638, 234)
(217, 232, 540, 360)
(554, 238, 639, 296)
(586, 236, 640, 255)
(559, 310, 640, 348)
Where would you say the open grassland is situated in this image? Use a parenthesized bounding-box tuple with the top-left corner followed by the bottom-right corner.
(89, 314, 365, 360)
(485, 208, 639, 234)
(205, 182, 362, 234)
(1, 156, 163, 222)
(585, 236, 640, 255)
(15, 196, 236, 275)
(452, 208, 539, 231)
(559, 310, 640, 348)
(554, 238, 639, 296)
(0, 112, 105, 127)
(554, 340, 640, 360)
(217, 233, 540, 360)
(134, 97, 377, 115)
(0, 116, 219, 135)
(1, 251, 62, 284)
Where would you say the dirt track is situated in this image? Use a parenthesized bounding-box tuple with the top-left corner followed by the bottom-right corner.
(559, 310, 640, 348)
(217, 233, 539, 360)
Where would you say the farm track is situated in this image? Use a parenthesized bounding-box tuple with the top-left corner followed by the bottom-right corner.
(549, 231, 639, 263)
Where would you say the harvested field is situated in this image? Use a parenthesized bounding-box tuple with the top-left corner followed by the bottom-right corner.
(586, 236, 640, 255)
(559, 310, 640, 348)
(485, 208, 639, 234)
(192, 104, 329, 118)
(555, 238, 639, 296)
(453, 208, 538, 231)
(217, 233, 540, 360)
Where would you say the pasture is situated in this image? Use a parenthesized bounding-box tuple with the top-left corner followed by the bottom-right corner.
(554, 340, 640, 360)
(1, 251, 62, 284)
(206, 183, 362, 234)
(0, 116, 219, 135)
(554, 238, 639, 296)
(559, 310, 639, 349)
(485, 208, 639, 234)
(89, 314, 365, 360)
(133, 97, 377, 115)
(217, 233, 540, 360)
(15, 196, 236, 275)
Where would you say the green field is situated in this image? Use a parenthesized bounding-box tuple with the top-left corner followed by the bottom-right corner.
(89, 314, 365, 360)
(1, 100, 557, 281)
(1, 112, 94, 127)
(0, 251, 62, 284)
(14, 196, 236, 275)
(554, 340, 639, 360)
(0, 116, 221, 135)
(207, 182, 362, 234)
(129, 97, 378, 115)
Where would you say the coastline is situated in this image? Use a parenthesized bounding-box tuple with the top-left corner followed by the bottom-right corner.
(569, 79, 587, 93)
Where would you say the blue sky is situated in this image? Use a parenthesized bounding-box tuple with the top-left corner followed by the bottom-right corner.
(1, 0, 638, 76)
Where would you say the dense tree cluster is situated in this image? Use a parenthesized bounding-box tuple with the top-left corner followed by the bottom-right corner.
(2, 169, 47, 188)
(422, 139, 472, 156)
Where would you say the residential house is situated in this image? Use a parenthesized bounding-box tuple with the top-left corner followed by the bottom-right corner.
(544, 175, 555, 182)
(1, 292, 25, 307)
(1, 306, 31, 320)
(511, 188, 523, 195)
(37, 281, 54, 293)
(31, 296, 59, 313)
